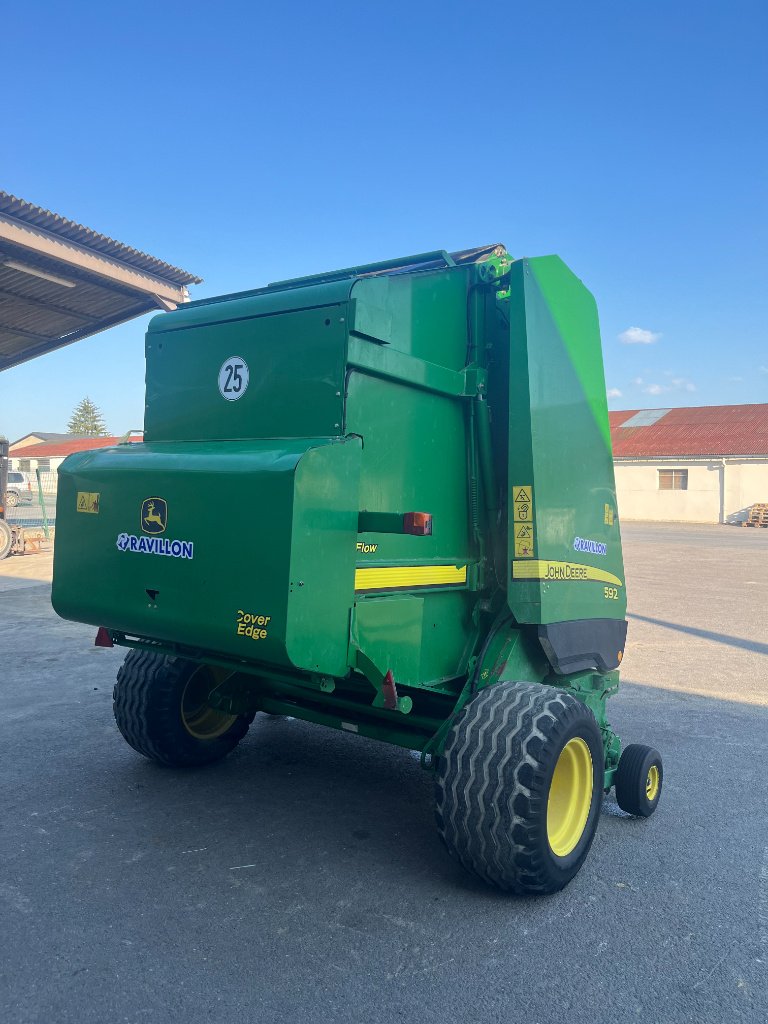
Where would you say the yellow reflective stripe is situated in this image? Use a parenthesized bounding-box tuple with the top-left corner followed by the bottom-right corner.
(512, 560, 623, 587)
(355, 564, 467, 591)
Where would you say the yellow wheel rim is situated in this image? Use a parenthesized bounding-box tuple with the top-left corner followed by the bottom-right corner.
(181, 667, 238, 740)
(646, 764, 660, 802)
(547, 737, 593, 858)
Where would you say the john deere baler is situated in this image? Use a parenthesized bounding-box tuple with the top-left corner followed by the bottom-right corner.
(52, 245, 662, 893)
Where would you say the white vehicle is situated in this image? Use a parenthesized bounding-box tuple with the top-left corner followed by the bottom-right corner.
(4, 471, 34, 506)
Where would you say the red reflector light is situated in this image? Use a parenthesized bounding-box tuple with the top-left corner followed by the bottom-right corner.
(403, 512, 432, 536)
(382, 669, 398, 710)
(94, 627, 114, 648)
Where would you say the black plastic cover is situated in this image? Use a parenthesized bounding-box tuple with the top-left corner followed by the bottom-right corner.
(538, 619, 628, 675)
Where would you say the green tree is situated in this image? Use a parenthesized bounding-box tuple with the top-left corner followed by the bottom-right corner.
(67, 397, 108, 437)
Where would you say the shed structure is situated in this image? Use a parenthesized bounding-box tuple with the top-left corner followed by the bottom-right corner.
(0, 192, 200, 371)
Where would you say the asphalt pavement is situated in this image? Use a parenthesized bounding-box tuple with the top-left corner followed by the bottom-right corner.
(1, 523, 767, 1024)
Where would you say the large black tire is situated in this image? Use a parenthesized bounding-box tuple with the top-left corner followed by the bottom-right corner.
(615, 743, 663, 817)
(435, 681, 604, 894)
(0, 520, 12, 560)
(113, 650, 253, 767)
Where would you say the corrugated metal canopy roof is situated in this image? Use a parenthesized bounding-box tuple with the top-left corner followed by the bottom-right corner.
(0, 192, 201, 371)
(610, 404, 768, 457)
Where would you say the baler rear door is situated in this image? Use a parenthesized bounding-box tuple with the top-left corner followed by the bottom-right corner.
(505, 256, 627, 671)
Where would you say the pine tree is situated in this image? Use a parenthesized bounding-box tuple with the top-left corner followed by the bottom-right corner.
(67, 397, 109, 437)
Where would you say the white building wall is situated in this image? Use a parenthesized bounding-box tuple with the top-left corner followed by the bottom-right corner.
(10, 455, 66, 474)
(724, 461, 768, 523)
(615, 459, 768, 524)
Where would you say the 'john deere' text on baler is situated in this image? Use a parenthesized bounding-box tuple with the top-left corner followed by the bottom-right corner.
(52, 245, 663, 893)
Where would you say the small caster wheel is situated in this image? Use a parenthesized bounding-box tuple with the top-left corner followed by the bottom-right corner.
(615, 744, 663, 817)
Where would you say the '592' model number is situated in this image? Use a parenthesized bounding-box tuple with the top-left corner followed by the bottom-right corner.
(604, 586, 619, 600)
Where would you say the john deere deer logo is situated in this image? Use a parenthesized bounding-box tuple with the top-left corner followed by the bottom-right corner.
(140, 497, 167, 535)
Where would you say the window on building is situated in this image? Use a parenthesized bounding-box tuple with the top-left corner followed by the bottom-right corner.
(18, 459, 31, 473)
(658, 469, 688, 490)
(36, 459, 51, 472)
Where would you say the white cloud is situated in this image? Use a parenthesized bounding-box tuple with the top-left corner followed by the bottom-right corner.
(619, 326, 662, 345)
(607, 388, 622, 398)
(643, 377, 696, 397)
(631, 376, 644, 386)
(727, 376, 743, 382)
(760, 366, 768, 375)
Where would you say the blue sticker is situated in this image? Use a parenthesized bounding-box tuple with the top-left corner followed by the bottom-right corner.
(573, 536, 607, 557)
(117, 533, 194, 559)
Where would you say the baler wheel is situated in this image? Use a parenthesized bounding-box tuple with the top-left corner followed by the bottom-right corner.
(615, 744, 663, 817)
(435, 680, 603, 894)
(113, 650, 253, 767)
(0, 520, 12, 560)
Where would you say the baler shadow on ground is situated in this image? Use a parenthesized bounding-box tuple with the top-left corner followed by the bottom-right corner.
(2, 523, 768, 1024)
(627, 612, 768, 657)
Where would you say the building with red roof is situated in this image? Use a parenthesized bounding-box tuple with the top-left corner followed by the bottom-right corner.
(10, 434, 142, 476)
(610, 404, 768, 523)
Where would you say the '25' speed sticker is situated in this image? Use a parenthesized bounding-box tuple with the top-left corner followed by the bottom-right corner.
(218, 357, 249, 401)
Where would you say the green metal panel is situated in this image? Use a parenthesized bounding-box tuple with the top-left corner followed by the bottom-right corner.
(346, 370, 471, 565)
(344, 368, 476, 682)
(145, 304, 347, 442)
(415, 591, 477, 683)
(475, 619, 549, 688)
(505, 257, 626, 625)
(347, 336, 466, 398)
(151, 279, 353, 328)
(350, 268, 468, 369)
(353, 596, 425, 685)
(286, 441, 361, 673)
(53, 437, 361, 676)
(353, 591, 475, 688)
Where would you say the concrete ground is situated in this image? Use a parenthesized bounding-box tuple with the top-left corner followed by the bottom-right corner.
(1, 524, 767, 1024)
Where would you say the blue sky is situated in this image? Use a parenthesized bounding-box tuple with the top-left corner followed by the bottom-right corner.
(1, 0, 766, 441)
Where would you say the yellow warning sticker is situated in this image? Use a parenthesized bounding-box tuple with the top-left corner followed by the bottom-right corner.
(513, 484, 533, 522)
(513, 522, 534, 558)
(512, 560, 623, 587)
(77, 491, 100, 514)
(604, 503, 615, 527)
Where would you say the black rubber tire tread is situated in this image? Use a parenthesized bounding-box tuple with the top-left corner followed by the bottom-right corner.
(615, 743, 663, 817)
(435, 680, 604, 894)
(0, 520, 12, 560)
(113, 650, 253, 768)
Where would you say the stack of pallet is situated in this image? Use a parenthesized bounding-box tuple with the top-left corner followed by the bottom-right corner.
(742, 503, 768, 527)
